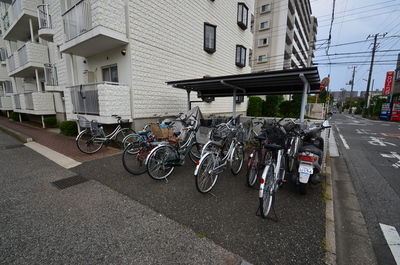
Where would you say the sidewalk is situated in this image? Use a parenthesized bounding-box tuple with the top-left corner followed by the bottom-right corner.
(0, 117, 249, 264)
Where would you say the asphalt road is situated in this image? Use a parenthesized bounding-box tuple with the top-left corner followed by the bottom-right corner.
(330, 113, 400, 265)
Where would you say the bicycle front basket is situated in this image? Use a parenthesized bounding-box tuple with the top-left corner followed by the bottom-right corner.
(90, 120, 102, 136)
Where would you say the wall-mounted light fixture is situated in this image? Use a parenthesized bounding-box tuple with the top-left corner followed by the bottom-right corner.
(121, 49, 126, 55)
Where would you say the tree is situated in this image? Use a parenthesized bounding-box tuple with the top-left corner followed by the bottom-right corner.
(247, 96, 263, 116)
(263, 95, 283, 116)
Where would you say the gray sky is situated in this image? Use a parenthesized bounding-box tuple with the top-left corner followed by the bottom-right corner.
(310, 0, 400, 95)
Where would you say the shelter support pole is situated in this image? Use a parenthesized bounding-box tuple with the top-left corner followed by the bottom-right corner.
(186, 89, 191, 111)
(220, 80, 246, 122)
(299, 74, 309, 124)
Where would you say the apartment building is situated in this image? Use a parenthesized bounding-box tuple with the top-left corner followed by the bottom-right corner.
(251, 0, 316, 72)
(0, 0, 254, 130)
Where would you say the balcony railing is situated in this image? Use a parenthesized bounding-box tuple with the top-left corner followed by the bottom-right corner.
(37, 4, 51, 29)
(63, 0, 92, 41)
(18, 44, 27, 66)
(68, 82, 130, 116)
(44, 63, 58, 86)
(7, 53, 16, 72)
(24, 92, 34, 110)
(5, 80, 13, 93)
(13, 94, 21, 109)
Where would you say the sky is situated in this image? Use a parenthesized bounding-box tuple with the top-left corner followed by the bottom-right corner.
(309, 0, 400, 95)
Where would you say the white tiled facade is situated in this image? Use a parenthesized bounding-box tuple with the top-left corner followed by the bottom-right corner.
(0, 0, 255, 129)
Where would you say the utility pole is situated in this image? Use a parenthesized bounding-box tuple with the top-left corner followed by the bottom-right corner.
(362, 33, 386, 117)
(348, 66, 356, 115)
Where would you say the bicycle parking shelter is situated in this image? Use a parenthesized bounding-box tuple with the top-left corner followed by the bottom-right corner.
(167, 67, 321, 123)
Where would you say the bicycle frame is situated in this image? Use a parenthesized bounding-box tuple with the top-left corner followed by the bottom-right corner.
(258, 148, 283, 198)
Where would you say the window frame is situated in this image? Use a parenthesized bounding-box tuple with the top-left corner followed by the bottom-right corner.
(235, 45, 246, 67)
(257, 54, 267, 63)
(204, 23, 217, 54)
(260, 21, 270, 30)
(261, 4, 271, 13)
(258, 38, 268, 47)
(237, 3, 249, 30)
(101, 64, 118, 83)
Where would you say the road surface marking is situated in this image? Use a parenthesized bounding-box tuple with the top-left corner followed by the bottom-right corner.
(380, 152, 400, 169)
(380, 223, 400, 264)
(381, 133, 400, 139)
(367, 137, 397, 147)
(338, 133, 350, 149)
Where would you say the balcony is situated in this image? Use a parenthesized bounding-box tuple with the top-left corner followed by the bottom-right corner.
(60, 0, 128, 57)
(0, 96, 13, 111)
(37, 4, 54, 42)
(2, 0, 42, 41)
(7, 41, 49, 78)
(66, 82, 131, 124)
(12, 91, 55, 115)
(44, 63, 60, 91)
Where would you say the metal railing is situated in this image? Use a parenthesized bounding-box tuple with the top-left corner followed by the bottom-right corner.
(18, 44, 27, 66)
(24, 92, 34, 110)
(44, 63, 58, 86)
(62, 0, 92, 41)
(70, 83, 100, 115)
(5, 81, 13, 93)
(37, 4, 52, 29)
(7, 54, 16, 72)
(13, 94, 21, 109)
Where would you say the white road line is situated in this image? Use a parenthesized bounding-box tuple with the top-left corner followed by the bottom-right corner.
(338, 133, 350, 149)
(380, 223, 400, 264)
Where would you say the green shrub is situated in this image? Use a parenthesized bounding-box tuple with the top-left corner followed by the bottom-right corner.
(59, 120, 78, 136)
(44, 117, 57, 127)
(247, 96, 263, 116)
(9, 112, 19, 121)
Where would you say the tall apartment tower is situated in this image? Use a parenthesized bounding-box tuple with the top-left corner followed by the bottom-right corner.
(0, 0, 254, 129)
(251, 0, 317, 72)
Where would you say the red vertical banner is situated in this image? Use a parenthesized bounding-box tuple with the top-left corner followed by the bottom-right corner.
(383, 71, 394, 95)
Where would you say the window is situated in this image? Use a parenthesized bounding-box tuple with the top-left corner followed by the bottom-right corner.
(260, 21, 269, 30)
(235, 45, 246, 67)
(237, 3, 249, 30)
(258, 38, 268, 47)
(258, 55, 267, 63)
(261, 4, 271, 13)
(236, 96, 244, 103)
(204, 23, 216, 53)
(102, 64, 118, 82)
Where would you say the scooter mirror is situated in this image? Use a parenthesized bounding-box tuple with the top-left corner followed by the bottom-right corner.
(322, 120, 330, 127)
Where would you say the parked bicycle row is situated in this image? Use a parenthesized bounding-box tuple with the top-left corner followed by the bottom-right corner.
(75, 108, 331, 219)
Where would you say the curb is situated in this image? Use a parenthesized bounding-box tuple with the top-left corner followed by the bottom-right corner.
(324, 155, 337, 265)
(0, 124, 33, 143)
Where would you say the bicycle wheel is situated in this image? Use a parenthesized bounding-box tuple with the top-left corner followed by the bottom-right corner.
(146, 145, 176, 180)
(122, 143, 150, 175)
(246, 149, 260, 187)
(230, 144, 244, 175)
(76, 129, 104, 154)
(285, 137, 298, 173)
(195, 153, 219, 193)
(259, 164, 275, 218)
(115, 128, 136, 148)
(122, 133, 141, 149)
(189, 143, 202, 164)
(278, 153, 286, 188)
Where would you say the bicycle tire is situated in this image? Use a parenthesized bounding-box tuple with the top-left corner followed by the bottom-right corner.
(230, 144, 244, 175)
(285, 137, 298, 173)
(76, 129, 104, 154)
(189, 143, 202, 164)
(115, 128, 136, 148)
(246, 149, 260, 187)
(122, 133, 141, 149)
(146, 145, 176, 180)
(122, 143, 150, 175)
(195, 152, 219, 193)
(259, 164, 275, 218)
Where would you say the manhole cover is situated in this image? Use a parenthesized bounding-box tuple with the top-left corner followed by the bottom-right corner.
(52, 175, 89, 189)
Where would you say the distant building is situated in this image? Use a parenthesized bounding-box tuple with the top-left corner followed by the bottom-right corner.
(251, 0, 317, 72)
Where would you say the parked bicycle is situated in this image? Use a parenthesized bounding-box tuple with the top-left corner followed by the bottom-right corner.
(246, 119, 274, 187)
(194, 118, 245, 194)
(76, 115, 135, 154)
(145, 115, 202, 181)
(282, 118, 303, 173)
(121, 124, 157, 175)
(258, 118, 288, 219)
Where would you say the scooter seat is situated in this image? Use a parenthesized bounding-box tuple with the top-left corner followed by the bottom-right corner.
(299, 144, 322, 156)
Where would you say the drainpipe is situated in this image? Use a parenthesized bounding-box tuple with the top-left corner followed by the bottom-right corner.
(186, 89, 191, 111)
(299, 73, 309, 124)
(29, 18, 34, 42)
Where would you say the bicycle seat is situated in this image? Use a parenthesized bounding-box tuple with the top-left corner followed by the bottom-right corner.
(254, 135, 267, 141)
(168, 137, 180, 143)
(264, 143, 283, 150)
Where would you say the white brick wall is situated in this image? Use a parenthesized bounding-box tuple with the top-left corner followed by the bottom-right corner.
(32, 92, 54, 111)
(98, 83, 131, 116)
(128, 0, 254, 118)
